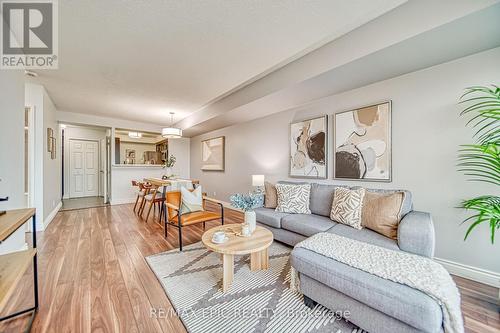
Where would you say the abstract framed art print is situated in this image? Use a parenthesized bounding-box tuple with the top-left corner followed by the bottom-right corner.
(289, 115, 327, 179)
(201, 136, 225, 171)
(334, 101, 391, 182)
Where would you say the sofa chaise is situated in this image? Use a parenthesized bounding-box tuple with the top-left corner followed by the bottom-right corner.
(255, 182, 439, 333)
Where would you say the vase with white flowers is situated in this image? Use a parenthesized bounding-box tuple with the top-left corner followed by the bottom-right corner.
(230, 193, 261, 233)
(163, 155, 176, 179)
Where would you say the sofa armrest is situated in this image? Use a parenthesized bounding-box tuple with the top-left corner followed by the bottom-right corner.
(397, 211, 435, 258)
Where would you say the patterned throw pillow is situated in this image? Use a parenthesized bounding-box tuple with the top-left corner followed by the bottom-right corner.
(330, 187, 366, 229)
(275, 183, 311, 214)
(181, 186, 203, 213)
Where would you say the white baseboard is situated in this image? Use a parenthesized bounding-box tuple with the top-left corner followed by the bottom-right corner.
(110, 197, 136, 205)
(42, 201, 62, 230)
(434, 257, 500, 288)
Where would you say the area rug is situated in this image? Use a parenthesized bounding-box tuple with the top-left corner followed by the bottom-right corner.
(146, 242, 365, 333)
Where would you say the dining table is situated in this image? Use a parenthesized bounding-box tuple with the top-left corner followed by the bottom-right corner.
(143, 177, 195, 223)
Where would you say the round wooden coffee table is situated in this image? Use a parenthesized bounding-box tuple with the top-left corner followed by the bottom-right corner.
(202, 224, 273, 292)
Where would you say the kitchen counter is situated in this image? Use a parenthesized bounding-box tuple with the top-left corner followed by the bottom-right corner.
(112, 164, 164, 168)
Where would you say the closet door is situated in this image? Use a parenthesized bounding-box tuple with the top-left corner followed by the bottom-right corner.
(83, 141, 99, 196)
(69, 140, 99, 197)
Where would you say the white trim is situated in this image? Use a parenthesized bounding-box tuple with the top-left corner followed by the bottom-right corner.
(42, 201, 62, 230)
(434, 257, 500, 288)
(110, 197, 136, 205)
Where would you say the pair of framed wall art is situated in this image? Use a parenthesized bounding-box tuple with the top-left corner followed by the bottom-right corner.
(289, 101, 391, 182)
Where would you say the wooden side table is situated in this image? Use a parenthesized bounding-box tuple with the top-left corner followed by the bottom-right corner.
(0, 208, 38, 331)
(202, 224, 273, 292)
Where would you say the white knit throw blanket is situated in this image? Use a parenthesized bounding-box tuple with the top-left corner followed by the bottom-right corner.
(291, 233, 464, 333)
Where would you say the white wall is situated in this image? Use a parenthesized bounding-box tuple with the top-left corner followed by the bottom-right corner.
(190, 48, 500, 278)
(110, 166, 166, 205)
(25, 83, 62, 230)
(169, 138, 191, 179)
(25, 83, 44, 226)
(43, 89, 61, 225)
(0, 71, 29, 254)
(63, 126, 107, 198)
(110, 138, 191, 205)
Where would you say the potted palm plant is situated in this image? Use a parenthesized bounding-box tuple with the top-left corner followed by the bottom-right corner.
(457, 85, 499, 243)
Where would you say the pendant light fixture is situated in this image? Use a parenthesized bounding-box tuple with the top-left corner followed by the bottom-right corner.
(162, 112, 182, 138)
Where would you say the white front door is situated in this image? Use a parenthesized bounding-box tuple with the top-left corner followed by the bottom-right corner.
(69, 140, 99, 198)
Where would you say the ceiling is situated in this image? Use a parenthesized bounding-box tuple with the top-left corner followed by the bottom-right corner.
(38, 0, 407, 127)
(180, 2, 500, 136)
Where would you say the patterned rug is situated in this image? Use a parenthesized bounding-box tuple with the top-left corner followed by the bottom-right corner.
(146, 242, 364, 333)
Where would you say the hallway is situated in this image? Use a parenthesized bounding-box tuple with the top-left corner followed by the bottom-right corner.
(61, 197, 108, 211)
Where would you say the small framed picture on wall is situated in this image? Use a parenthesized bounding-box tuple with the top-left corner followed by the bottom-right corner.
(51, 137, 56, 159)
(47, 127, 54, 152)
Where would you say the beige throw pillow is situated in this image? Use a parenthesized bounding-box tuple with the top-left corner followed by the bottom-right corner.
(330, 187, 366, 229)
(362, 191, 404, 240)
(181, 186, 204, 213)
(264, 181, 277, 208)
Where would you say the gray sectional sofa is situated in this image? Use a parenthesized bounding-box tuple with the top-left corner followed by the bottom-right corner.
(255, 182, 439, 333)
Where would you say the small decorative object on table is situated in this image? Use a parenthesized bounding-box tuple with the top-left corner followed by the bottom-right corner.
(230, 193, 261, 233)
(0, 196, 8, 215)
(163, 154, 176, 179)
(211, 231, 228, 244)
(240, 224, 251, 237)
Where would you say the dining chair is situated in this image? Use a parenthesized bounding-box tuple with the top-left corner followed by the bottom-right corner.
(133, 181, 151, 213)
(164, 191, 224, 251)
(141, 184, 166, 222)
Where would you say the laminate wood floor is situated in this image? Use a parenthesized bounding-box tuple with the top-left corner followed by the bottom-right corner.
(0, 204, 498, 333)
(61, 197, 108, 211)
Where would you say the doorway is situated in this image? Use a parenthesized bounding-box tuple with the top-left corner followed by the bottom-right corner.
(24, 107, 34, 208)
(60, 124, 110, 210)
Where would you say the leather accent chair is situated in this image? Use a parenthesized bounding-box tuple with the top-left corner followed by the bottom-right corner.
(164, 191, 224, 251)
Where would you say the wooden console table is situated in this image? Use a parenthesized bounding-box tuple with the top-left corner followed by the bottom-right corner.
(0, 208, 38, 331)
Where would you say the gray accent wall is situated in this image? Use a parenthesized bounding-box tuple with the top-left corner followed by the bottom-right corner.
(190, 47, 500, 274)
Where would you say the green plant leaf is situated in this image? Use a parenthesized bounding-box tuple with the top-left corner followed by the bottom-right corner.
(457, 85, 499, 243)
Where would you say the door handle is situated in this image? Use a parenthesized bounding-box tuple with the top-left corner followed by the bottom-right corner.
(0, 197, 8, 201)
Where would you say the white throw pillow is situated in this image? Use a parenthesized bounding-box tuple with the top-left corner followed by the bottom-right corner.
(330, 187, 366, 229)
(181, 186, 203, 213)
(275, 183, 311, 214)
